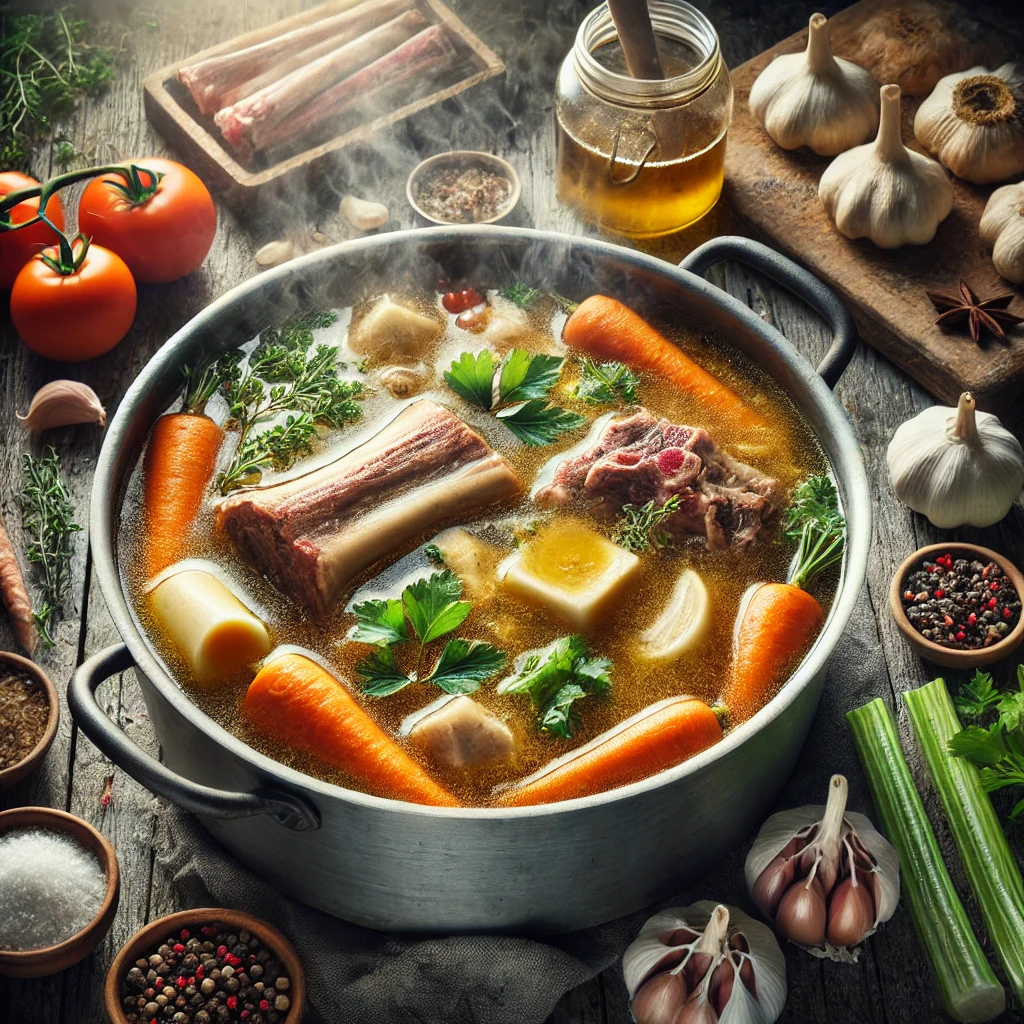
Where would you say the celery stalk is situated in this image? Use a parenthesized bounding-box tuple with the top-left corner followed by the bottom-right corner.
(847, 698, 1004, 1023)
(905, 678, 1024, 1005)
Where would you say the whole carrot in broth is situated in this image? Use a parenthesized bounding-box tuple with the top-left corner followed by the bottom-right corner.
(722, 475, 845, 722)
(562, 295, 768, 432)
(497, 696, 722, 807)
(244, 653, 460, 808)
(0, 517, 36, 654)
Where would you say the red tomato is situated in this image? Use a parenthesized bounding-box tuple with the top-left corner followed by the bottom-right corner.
(10, 241, 137, 361)
(0, 171, 66, 290)
(77, 158, 216, 284)
(442, 288, 484, 314)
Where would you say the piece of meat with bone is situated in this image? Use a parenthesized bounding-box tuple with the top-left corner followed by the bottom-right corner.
(216, 400, 520, 616)
(536, 409, 777, 551)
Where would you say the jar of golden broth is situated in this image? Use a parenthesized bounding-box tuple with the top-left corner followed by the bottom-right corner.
(555, 0, 732, 237)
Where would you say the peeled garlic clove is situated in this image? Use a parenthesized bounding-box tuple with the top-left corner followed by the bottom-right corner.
(254, 239, 294, 268)
(17, 380, 106, 431)
(630, 971, 688, 1024)
(340, 194, 388, 231)
(980, 182, 1024, 285)
(776, 877, 827, 946)
(826, 872, 876, 948)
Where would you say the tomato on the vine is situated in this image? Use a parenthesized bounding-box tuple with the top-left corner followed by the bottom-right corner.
(11, 235, 137, 361)
(0, 171, 65, 290)
(77, 158, 216, 284)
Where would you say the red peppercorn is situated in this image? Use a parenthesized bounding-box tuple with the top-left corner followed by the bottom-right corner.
(1005, 607, 1014, 619)
(968, 613, 978, 625)
(991, 581, 1000, 591)
(934, 589, 945, 598)
(260, 1001, 270, 1011)
(196, 965, 204, 979)
(227, 997, 238, 1010)
(217, 945, 228, 957)
(989, 597, 999, 609)
(180, 930, 190, 940)
(173, 943, 185, 953)
(177, 976, 187, 989)
(944, 614, 954, 627)
(241, 1013, 250, 1021)
(903, 590, 915, 602)
(956, 631, 966, 641)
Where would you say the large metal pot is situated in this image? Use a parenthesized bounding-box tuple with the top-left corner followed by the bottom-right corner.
(69, 228, 869, 934)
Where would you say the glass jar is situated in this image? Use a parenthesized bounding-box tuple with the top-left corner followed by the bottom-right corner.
(555, 0, 733, 238)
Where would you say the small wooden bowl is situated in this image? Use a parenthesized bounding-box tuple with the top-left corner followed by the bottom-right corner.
(0, 651, 59, 791)
(890, 542, 1024, 669)
(105, 908, 306, 1024)
(0, 806, 120, 977)
(407, 150, 521, 225)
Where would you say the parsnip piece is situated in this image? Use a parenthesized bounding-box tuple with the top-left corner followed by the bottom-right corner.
(637, 568, 710, 662)
(348, 295, 441, 359)
(502, 518, 640, 629)
(431, 527, 500, 602)
(402, 695, 515, 767)
(150, 569, 271, 684)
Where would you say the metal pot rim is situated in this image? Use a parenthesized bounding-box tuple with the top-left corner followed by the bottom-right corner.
(90, 225, 869, 820)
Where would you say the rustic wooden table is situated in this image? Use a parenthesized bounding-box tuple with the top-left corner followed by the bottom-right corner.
(2, 1, 1023, 1022)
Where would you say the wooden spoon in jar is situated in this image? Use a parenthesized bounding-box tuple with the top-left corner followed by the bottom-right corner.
(607, 0, 664, 80)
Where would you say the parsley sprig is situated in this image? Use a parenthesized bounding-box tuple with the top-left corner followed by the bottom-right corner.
(575, 358, 639, 406)
(497, 635, 612, 739)
(613, 495, 681, 553)
(784, 475, 846, 590)
(443, 348, 585, 446)
(350, 570, 506, 696)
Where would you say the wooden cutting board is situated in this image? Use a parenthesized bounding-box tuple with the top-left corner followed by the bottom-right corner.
(724, 0, 1023, 421)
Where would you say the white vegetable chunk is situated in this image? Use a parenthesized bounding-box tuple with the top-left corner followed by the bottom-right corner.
(150, 569, 271, 684)
(348, 294, 441, 359)
(431, 527, 500, 601)
(501, 518, 640, 630)
(402, 695, 515, 767)
(638, 568, 710, 662)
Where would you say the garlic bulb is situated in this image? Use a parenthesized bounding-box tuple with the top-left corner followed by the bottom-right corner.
(914, 63, 1024, 185)
(745, 774, 899, 961)
(980, 183, 1024, 284)
(17, 380, 106, 431)
(748, 13, 879, 156)
(819, 84, 953, 248)
(887, 392, 1024, 529)
(624, 902, 786, 1024)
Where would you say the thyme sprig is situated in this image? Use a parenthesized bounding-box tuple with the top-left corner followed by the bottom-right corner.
(20, 448, 81, 647)
(613, 494, 681, 553)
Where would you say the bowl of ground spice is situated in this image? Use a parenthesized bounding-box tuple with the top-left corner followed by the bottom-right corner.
(407, 151, 521, 225)
(890, 542, 1024, 668)
(105, 908, 306, 1024)
(0, 651, 58, 791)
(0, 805, 120, 977)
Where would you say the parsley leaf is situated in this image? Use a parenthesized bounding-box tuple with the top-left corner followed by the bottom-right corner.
(575, 358, 639, 405)
(357, 646, 412, 696)
(498, 284, 540, 310)
(784, 475, 846, 589)
(498, 350, 565, 404)
(955, 669, 1003, 719)
(613, 495, 682, 553)
(998, 666, 1024, 732)
(496, 399, 586, 447)
(949, 714, 1024, 820)
(497, 635, 612, 738)
(443, 351, 494, 410)
(424, 544, 445, 566)
(425, 639, 507, 695)
(402, 570, 472, 645)
(349, 598, 408, 646)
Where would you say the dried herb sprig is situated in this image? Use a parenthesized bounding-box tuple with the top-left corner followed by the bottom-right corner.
(20, 447, 81, 646)
(613, 494, 681, 553)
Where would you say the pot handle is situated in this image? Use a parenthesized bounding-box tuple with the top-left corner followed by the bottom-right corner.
(68, 644, 320, 832)
(679, 235, 858, 389)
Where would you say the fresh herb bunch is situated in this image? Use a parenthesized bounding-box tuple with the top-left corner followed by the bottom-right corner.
(0, 8, 114, 171)
(613, 494, 681, 553)
(784, 475, 846, 589)
(350, 570, 506, 696)
(214, 309, 364, 493)
(20, 447, 81, 646)
(950, 666, 1024, 819)
(497, 634, 611, 739)
(443, 348, 585, 446)
(498, 283, 540, 310)
(575, 358, 639, 406)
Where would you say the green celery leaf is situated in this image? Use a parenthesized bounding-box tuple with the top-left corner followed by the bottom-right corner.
(498, 350, 565, 404)
(349, 598, 408, 646)
(948, 724, 1005, 765)
(997, 674, 1024, 732)
(358, 646, 412, 696)
(426, 639, 507, 695)
(575, 358, 639, 405)
(955, 669, 1002, 719)
(496, 400, 586, 446)
(443, 351, 495, 410)
(402, 570, 472, 645)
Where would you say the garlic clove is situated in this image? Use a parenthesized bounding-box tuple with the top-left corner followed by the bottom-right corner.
(254, 239, 295, 268)
(630, 971, 688, 1024)
(776, 877, 827, 946)
(17, 380, 106, 431)
(752, 853, 795, 918)
(709, 959, 734, 1016)
(826, 871, 876, 949)
(340, 194, 388, 231)
(980, 183, 1024, 285)
(675, 997, 718, 1024)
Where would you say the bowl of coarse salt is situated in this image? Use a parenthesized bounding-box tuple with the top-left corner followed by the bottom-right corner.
(0, 806, 120, 977)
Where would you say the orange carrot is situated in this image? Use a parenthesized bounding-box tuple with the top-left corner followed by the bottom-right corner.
(143, 413, 223, 579)
(721, 582, 825, 722)
(244, 653, 460, 808)
(562, 295, 767, 431)
(497, 696, 722, 807)
(0, 517, 36, 654)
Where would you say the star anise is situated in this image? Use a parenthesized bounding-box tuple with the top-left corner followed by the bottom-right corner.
(927, 279, 1024, 343)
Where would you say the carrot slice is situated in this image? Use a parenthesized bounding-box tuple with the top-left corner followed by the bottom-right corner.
(143, 412, 224, 579)
(721, 582, 824, 723)
(562, 295, 768, 431)
(497, 696, 722, 807)
(244, 653, 460, 808)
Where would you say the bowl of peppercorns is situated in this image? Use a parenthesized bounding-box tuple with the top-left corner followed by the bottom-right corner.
(890, 543, 1024, 669)
(105, 909, 305, 1024)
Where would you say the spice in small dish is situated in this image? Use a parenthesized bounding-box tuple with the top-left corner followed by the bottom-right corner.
(414, 165, 513, 224)
(901, 553, 1022, 651)
(120, 922, 293, 1024)
(0, 827, 107, 951)
(0, 670, 49, 771)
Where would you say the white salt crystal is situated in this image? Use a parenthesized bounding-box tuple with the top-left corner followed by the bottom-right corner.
(0, 827, 107, 951)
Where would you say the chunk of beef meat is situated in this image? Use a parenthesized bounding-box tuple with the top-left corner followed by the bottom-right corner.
(535, 409, 777, 550)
